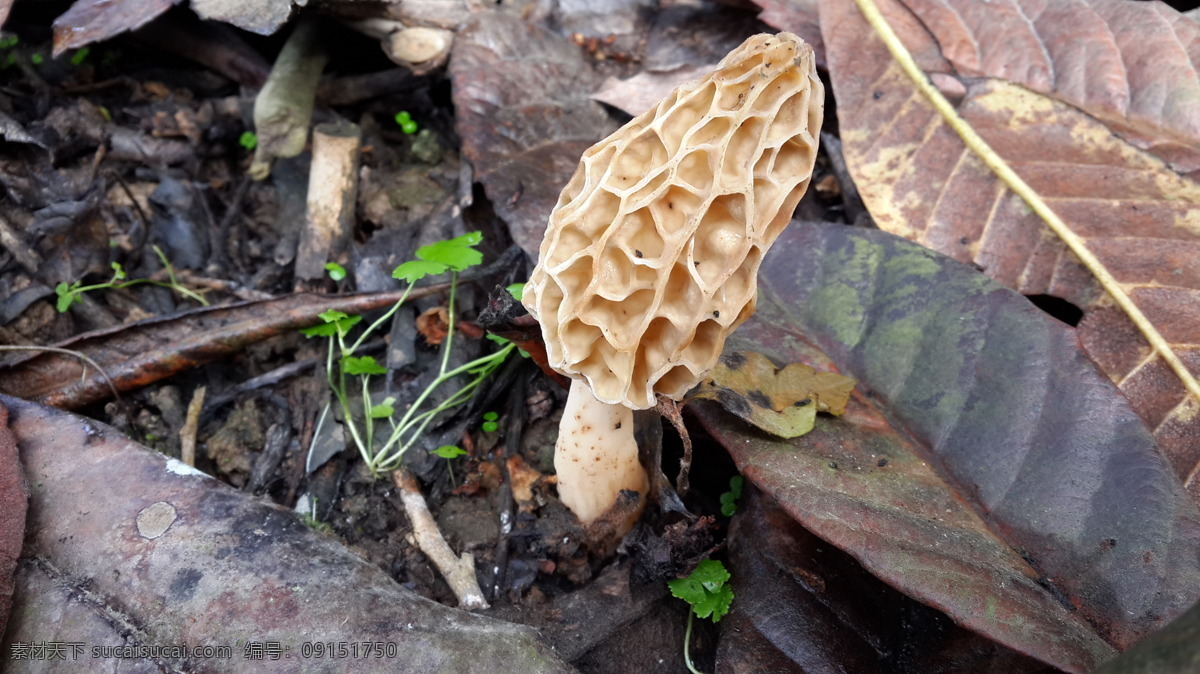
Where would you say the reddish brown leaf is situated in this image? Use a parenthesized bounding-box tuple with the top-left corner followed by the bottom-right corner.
(416, 306, 450, 345)
(821, 0, 1200, 498)
(719, 487, 1047, 673)
(0, 395, 570, 672)
(52, 0, 178, 57)
(697, 222, 1200, 668)
(0, 402, 28, 639)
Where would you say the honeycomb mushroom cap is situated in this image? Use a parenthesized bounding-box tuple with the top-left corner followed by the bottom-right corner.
(523, 32, 824, 409)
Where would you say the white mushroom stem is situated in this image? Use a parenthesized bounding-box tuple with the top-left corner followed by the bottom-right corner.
(555, 379, 649, 528)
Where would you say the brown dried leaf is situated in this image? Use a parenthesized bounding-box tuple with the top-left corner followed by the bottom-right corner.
(0, 395, 570, 672)
(592, 66, 710, 118)
(416, 306, 450, 346)
(687, 351, 855, 439)
(450, 12, 617, 259)
(842, 0, 1200, 176)
(52, 0, 178, 57)
(0, 403, 27, 638)
(822, 0, 1200, 498)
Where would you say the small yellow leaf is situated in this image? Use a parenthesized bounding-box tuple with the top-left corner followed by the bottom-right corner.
(688, 351, 855, 439)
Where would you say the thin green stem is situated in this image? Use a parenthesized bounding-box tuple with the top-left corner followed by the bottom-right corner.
(439, 271, 458, 376)
(362, 374, 374, 454)
(683, 611, 704, 674)
(372, 343, 514, 470)
(349, 285, 414, 355)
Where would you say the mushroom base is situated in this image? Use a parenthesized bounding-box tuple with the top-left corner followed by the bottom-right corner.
(554, 379, 649, 532)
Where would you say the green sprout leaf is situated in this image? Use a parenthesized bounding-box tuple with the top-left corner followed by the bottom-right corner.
(668, 559, 733, 623)
(506, 283, 525, 301)
(369, 397, 396, 419)
(416, 232, 483, 272)
(69, 47, 89, 66)
(432, 445, 467, 459)
(342, 355, 387, 376)
(239, 131, 258, 150)
(30, 52, 43, 65)
(393, 259, 448, 284)
(720, 475, 744, 517)
(54, 282, 81, 313)
(324, 262, 346, 282)
(0, 36, 19, 50)
(300, 311, 362, 338)
(394, 111, 419, 135)
(483, 411, 499, 421)
(110, 261, 127, 281)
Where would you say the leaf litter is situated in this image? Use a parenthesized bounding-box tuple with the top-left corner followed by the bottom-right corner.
(1, 0, 1199, 671)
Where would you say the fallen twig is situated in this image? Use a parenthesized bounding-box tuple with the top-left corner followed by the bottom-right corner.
(392, 468, 489, 610)
(179, 386, 206, 466)
(295, 120, 361, 285)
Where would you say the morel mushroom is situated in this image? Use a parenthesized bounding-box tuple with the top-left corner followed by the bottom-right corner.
(523, 32, 824, 527)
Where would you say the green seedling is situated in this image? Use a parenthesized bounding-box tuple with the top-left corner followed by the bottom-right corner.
(300, 497, 333, 534)
(720, 475, 744, 517)
(239, 131, 258, 150)
(0, 35, 18, 50)
(69, 47, 89, 66)
(432, 445, 467, 459)
(506, 282, 525, 301)
(394, 111, 419, 135)
(324, 262, 346, 282)
(29, 52, 42, 65)
(303, 232, 518, 476)
(55, 250, 208, 313)
(669, 559, 733, 674)
(481, 411, 500, 433)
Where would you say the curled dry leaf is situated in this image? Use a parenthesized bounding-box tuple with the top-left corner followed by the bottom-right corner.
(821, 0, 1200, 497)
(0, 394, 571, 672)
(416, 306, 450, 345)
(687, 350, 854, 439)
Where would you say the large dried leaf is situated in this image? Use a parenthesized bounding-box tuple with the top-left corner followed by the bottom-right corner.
(821, 0, 1200, 497)
(937, 0, 1199, 176)
(450, 12, 618, 259)
(0, 404, 26, 639)
(52, 0, 178, 57)
(0, 395, 570, 673)
(696, 222, 1200, 667)
(719, 487, 1047, 672)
